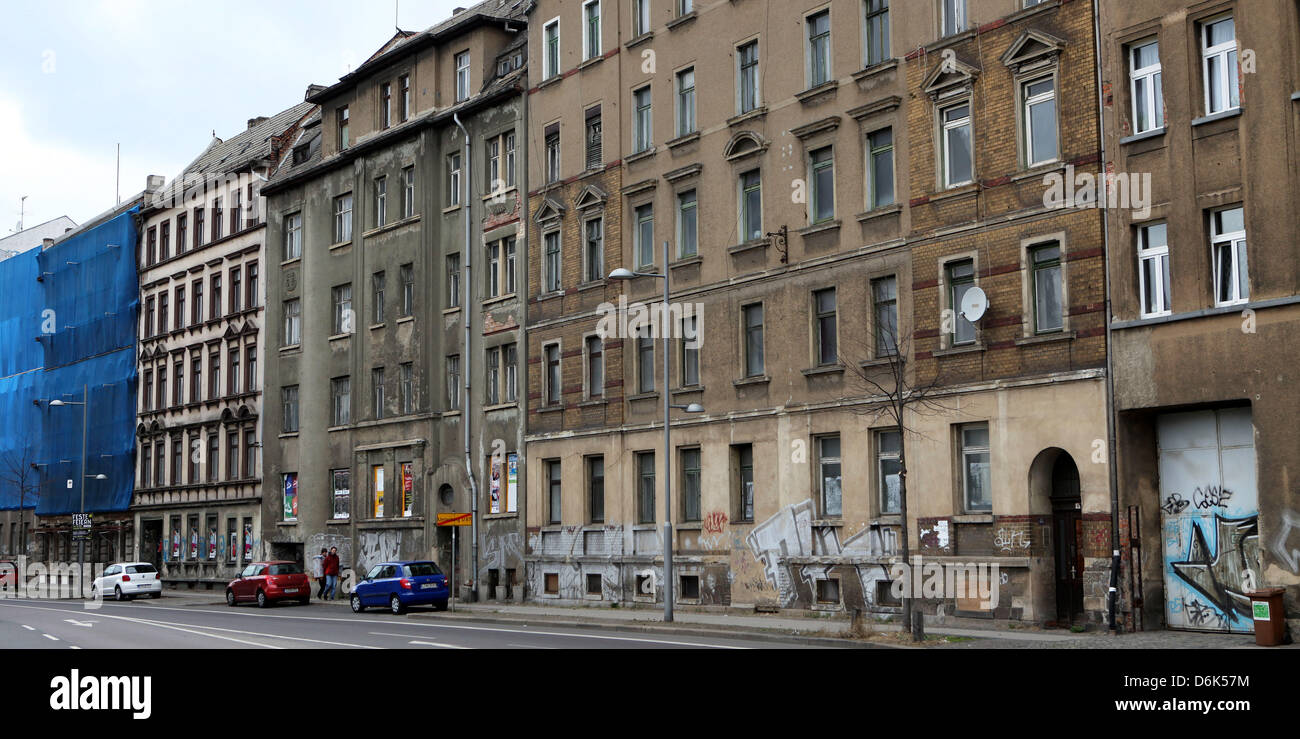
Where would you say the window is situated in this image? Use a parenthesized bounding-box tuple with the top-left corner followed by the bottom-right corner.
(284, 213, 302, 260)
(872, 276, 898, 356)
(635, 203, 655, 267)
(448, 153, 462, 207)
(283, 298, 301, 346)
(160, 221, 171, 260)
(144, 297, 155, 338)
(156, 366, 167, 410)
(1129, 39, 1163, 134)
(230, 188, 242, 234)
(814, 288, 837, 366)
(373, 271, 386, 324)
(810, 146, 835, 223)
(740, 170, 762, 241)
(227, 431, 239, 480)
(584, 217, 604, 282)
(401, 263, 414, 317)
(243, 429, 256, 480)
(587, 456, 605, 523)
(737, 40, 760, 114)
(246, 346, 256, 392)
(455, 51, 471, 102)
(947, 260, 976, 345)
(743, 303, 764, 377)
(158, 290, 169, 333)
(337, 106, 350, 149)
(677, 189, 697, 258)
(543, 19, 560, 79)
(585, 109, 602, 170)
(247, 262, 259, 308)
(190, 352, 202, 404)
(141, 443, 151, 487)
(1211, 206, 1248, 306)
(681, 448, 701, 522)
(637, 452, 656, 523)
(208, 349, 220, 399)
(1201, 15, 1238, 115)
(447, 254, 461, 308)
(818, 435, 842, 517)
(146, 227, 157, 266)
(734, 444, 754, 521)
(545, 124, 561, 183)
(807, 10, 831, 88)
(633, 85, 652, 153)
(1022, 77, 1058, 166)
(485, 347, 500, 405)
(680, 314, 699, 386)
(868, 127, 894, 209)
(1136, 223, 1170, 317)
(334, 194, 353, 243)
(193, 207, 205, 248)
(228, 346, 240, 395)
(193, 279, 203, 324)
(400, 363, 415, 414)
(229, 267, 241, 314)
(547, 460, 562, 524)
(545, 344, 561, 405)
(942, 0, 965, 37)
(172, 438, 182, 484)
(585, 335, 604, 398)
(333, 469, 351, 520)
(941, 102, 973, 187)
(961, 423, 991, 511)
(208, 434, 220, 482)
(176, 214, 187, 255)
(676, 68, 696, 136)
(1030, 243, 1063, 333)
(399, 74, 411, 122)
(374, 176, 387, 227)
(503, 132, 516, 187)
(864, 0, 890, 66)
(679, 0, 693, 13)
(633, 0, 650, 36)
(372, 465, 386, 518)
(210, 273, 222, 319)
(583, 0, 601, 60)
(402, 166, 416, 218)
(877, 429, 901, 514)
(212, 197, 223, 241)
(487, 137, 501, 192)
(544, 231, 562, 293)
(332, 284, 353, 335)
(504, 343, 517, 402)
(331, 377, 351, 426)
(447, 355, 461, 410)
(637, 327, 655, 394)
(486, 241, 501, 299)
(173, 360, 184, 405)
(372, 367, 385, 419)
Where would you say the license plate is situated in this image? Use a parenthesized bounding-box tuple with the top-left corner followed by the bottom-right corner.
(285, 588, 298, 594)
(421, 583, 437, 590)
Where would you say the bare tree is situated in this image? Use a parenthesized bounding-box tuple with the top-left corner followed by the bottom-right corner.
(838, 308, 959, 642)
(0, 447, 40, 558)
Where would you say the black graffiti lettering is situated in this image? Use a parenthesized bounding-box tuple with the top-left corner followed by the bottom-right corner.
(1161, 494, 1190, 515)
(1192, 486, 1233, 510)
(1184, 598, 1228, 629)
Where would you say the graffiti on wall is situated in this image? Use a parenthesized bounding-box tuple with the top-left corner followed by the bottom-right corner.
(994, 528, 1031, 552)
(1169, 514, 1259, 622)
(1271, 509, 1300, 574)
(482, 532, 523, 576)
(357, 531, 400, 575)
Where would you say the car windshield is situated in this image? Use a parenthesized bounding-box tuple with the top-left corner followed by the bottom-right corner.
(404, 563, 443, 577)
(126, 565, 157, 574)
(268, 564, 302, 575)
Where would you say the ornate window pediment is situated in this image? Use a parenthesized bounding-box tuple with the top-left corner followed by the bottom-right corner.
(1000, 29, 1066, 73)
(923, 57, 981, 101)
(573, 184, 608, 212)
(533, 197, 565, 224)
(723, 131, 769, 162)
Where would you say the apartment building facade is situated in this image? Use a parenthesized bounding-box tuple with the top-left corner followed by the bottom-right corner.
(523, 0, 1113, 626)
(1100, 0, 1300, 633)
(260, 1, 529, 597)
(131, 103, 313, 586)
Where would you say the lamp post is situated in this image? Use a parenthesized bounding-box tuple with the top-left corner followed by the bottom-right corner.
(611, 240, 705, 622)
(49, 385, 105, 571)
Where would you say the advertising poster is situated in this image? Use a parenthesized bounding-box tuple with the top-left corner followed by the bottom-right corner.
(283, 473, 298, 520)
(373, 465, 385, 518)
(507, 453, 518, 513)
(402, 462, 413, 517)
(490, 457, 502, 514)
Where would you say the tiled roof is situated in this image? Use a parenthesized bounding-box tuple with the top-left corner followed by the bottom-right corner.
(183, 100, 316, 177)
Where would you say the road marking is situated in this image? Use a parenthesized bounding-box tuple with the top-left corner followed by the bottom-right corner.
(508, 643, 555, 649)
(69, 646, 81, 650)
(408, 640, 471, 649)
(21, 625, 34, 631)
(390, 622, 753, 649)
(64, 619, 94, 627)
(0, 602, 281, 648)
(43, 634, 59, 641)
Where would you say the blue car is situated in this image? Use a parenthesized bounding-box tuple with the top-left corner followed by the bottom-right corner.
(351, 560, 450, 614)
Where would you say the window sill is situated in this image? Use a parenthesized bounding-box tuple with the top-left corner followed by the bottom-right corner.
(1010, 161, 1065, 183)
(665, 132, 700, 150)
(671, 385, 704, 396)
(856, 204, 901, 223)
(795, 80, 840, 105)
(369, 323, 386, 331)
(277, 521, 298, 527)
(327, 333, 351, 343)
(327, 425, 350, 433)
(799, 220, 841, 238)
(850, 58, 899, 83)
(811, 519, 844, 529)
(280, 257, 301, 268)
(932, 343, 983, 358)
(952, 514, 993, 524)
(442, 205, 463, 215)
(727, 239, 768, 256)
(801, 365, 845, 377)
(442, 410, 462, 417)
(625, 147, 657, 165)
(928, 183, 980, 203)
(1119, 127, 1165, 145)
(665, 11, 696, 30)
(1014, 330, 1074, 346)
(442, 306, 462, 316)
(577, 279, 607, 292)
(871, 515, 902, 526)
(328, 240, 352, 251)
(537, 405, 565, 414)
(483, 402, 519, 412)
(536, 75, 562, 91)
(362, 214, 420, 239)
(279, 344, 301, 354)
(858, 356, 897, 369)
(727, 107, 768, 127)
(732, 376, 770, 388)
(1191, 107, 1241, 127)
(278, 432, 300, 439)
(536, 291, 564, 303)
(669, 255, 702, 270)
(482, 186, 518, 202)
(481, 294, 517, 308)
(327, 518, 351, 526)
(576, 56, 603, 73)
(624, 32, 654, 50)
(577, 399, 608, 408)
(627, 392, 660, 402)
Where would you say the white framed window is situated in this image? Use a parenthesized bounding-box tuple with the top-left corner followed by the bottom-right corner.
(877, 429, 901, 515)
(1029, 242, 1063, 333)
(583, 0, 601, 60)
(737, 40, 760, 114)
(809, 146, 835, 224)
(1137, 223, 1170, 318)
(585, 335, 604, 399)
(742, 302, 764, 378)
(941, 102, 973, 188)
(333, 194, 353, 243)
(633, 85, 653, 153)
(1129, 39, 1163, 134)
(740, 169, 762, 241)
(942, 0, 966, 38)
(680, 314, 699, 386)
(633, 0, 651, 36)
(402, 166, 416, 218)
(635, 203, 654, 267)
(448, 153, 461, 207)
(584, 217, 604, 283)
(544, 230, 562, 293)
(960, 423, 991, 512)
(374, 175, 387, 227)
(1022, 76, 1058, 166)
(863, 0, 890, 67)
(545, 124, 561, 183)
(284, 213, 302, 260)
(544, 343, 562, 405)
(1201, 15, 1238, 116)
(455, 52, 470, 102)
(946, 259, 976, 345)
(867, 127, 894, 209)
(543, 18, 560, 80)
(1211, 206, 1248, 306)
(817, 435, 842, 517)
(807, 9, 831, 88)
(446, 355, 460, 410)
(872, 275, 898, 356)
(677, 189, 697, 257)
(676, 67, 696, 136)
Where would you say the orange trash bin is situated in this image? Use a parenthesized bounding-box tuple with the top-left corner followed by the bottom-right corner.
(1246, 588, 1289, 647)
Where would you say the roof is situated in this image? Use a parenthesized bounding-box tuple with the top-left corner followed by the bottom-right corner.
(184, 101, 316, 177)
(0, 216, 79, 259)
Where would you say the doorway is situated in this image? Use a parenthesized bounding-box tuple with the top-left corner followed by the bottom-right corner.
(142, 519, 163, 570)
(1050, 454, 1083, 625)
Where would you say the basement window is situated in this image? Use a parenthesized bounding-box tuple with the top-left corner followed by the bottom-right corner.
(586, 573, 603, 596)
(679, 575, 700, 600)
(544, 573, 559, 595)
(876, 580, 901, 607)
(816, 578, 841, 605)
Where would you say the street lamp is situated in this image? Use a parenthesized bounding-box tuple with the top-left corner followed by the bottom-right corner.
(610, 241, 705, 623)
(47, 385, 104, 571)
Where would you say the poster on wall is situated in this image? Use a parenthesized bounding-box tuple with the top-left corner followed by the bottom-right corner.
(402, 463, 413, 517)
(373, 465, 385, 518)
(208, 527, 217, 560)
(489, 457, 502, 514)
(171, 530, 180, 560)
(507, 453, 518, 513)
(283, 473, 298, 520)
(189, 529, 198, 559)
(243, 522, 253, 560)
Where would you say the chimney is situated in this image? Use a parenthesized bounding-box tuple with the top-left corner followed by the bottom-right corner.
(248, 116, 269, 130)
(146, 175, 166, 193)
(454, 6, 466, 14)
(305, 84, 327, 101)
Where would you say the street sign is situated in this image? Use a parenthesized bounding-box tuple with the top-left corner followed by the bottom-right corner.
(436, 512, 472, 527)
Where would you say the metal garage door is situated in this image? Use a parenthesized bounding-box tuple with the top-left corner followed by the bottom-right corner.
(1157, 407, 1259, 633)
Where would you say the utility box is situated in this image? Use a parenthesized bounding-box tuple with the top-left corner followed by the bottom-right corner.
(1246, 588, 1289, 646)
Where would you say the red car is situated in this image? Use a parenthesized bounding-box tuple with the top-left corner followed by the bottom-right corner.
(226, 561, 311, 607)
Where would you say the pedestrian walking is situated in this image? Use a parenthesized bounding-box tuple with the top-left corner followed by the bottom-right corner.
(323, 547, 340, 600)
(312, 548, 326, 599)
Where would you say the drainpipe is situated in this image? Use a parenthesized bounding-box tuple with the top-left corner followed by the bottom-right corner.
(1092, 0, 1122, 634)
(453, 112, 479, 601)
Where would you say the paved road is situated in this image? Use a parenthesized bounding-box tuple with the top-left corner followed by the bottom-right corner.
(0, 596, 839, 649)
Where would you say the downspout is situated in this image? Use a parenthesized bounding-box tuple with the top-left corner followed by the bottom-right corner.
(453, 112, 479, 601)
(1092, 0, 1122, 633)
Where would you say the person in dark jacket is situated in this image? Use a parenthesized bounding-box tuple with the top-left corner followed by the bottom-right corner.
(323, 547, 340, 600)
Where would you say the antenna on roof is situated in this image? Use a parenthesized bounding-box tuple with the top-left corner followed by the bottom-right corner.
(395, 0, 399, 29)
(115, 144, 121, 206)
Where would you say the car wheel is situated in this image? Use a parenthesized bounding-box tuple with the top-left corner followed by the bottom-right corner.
(389, 594, 405, 615)
(351, 594, 364, 613)
(298, 597, 310, 606)
(256, 590, 269, 608)
(434, 600, 449, 612)
(226, 589, 237, 607)
(150, 591, 162, 599)
(114, 586, 126, 602)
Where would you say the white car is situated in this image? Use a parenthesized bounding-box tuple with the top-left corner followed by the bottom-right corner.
(92, 562, 162, 601)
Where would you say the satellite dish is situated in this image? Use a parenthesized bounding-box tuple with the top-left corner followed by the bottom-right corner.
(960, 286, 988, 322)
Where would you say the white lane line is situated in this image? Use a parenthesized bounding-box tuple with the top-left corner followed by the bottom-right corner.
(0, 602, 280, 649)
(408, 640, 471, 649)
(69, 646, 81, 650)
(508, 643, 555, 649)
(21, 625, 35, 631)
(389, 622, 752, 649)
(43, 634, 59, 641)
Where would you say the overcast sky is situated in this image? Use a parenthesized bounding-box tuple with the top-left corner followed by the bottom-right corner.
(0, 0, 466, 233)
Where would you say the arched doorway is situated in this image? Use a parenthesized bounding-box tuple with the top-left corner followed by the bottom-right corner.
(1049, 453, 1083, 624)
